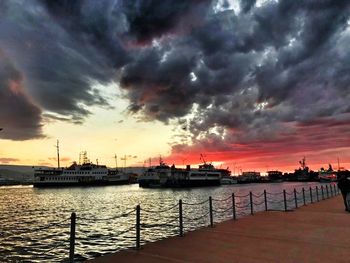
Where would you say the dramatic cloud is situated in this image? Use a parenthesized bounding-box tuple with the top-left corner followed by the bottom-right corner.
(0, 0, 349, 169)
(0, 0, 120, 127)
(121, 0, 212, 44)
(0, 49, 44, 140)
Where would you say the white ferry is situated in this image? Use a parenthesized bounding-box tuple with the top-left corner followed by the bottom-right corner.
(33, 143, 130, 187)
(138, 160, 227, 188)
(138, 161, 172, 187)
(33, 162, 130, 187)
(238, 171, 261, 183)
(318, 164, 337, 183)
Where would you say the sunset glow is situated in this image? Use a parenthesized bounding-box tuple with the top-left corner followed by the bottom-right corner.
(0, 0, 350, 173)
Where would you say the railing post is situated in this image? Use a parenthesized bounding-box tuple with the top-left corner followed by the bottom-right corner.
(283, 190, 287, 212)
(209, 196, 214, 227)
(309, 187, 313, 203)
(321, 185, 324, 200)
(264, 190, 268, 211)
(294, 189, 298, 208)
(179, 199, 183, 237)
(249, 192, 254, 215)
(232, 193, 236, 220)
(69, 212, 76, 263)
(302, 188, 306, 205)
(326, 185, 329, 198)
(316, 186, 319, 202)
(136, 205, 141, 249)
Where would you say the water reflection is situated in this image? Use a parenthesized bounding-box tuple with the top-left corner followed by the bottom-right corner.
(0, 182, 328, 262)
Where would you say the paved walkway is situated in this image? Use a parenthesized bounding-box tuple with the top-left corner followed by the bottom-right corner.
(88, 196, 349, 263)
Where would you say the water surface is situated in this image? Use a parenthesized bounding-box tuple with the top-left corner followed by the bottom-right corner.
(0, 182, 331, 262)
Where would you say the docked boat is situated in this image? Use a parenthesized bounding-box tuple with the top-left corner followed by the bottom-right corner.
(294, 157, 311, 181)
(33, 162, 130, 187)
(138, 160, 228, 188)
(33, 145, 131, 187)
(238, 171, 261, 184)
(138, 161, 172, 188)
(267, 170, 283, 183)
(220, 176, 238, 185)
(318, 164, 337, 183)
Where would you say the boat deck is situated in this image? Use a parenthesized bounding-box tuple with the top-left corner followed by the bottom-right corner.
(88, 195, 349, 263)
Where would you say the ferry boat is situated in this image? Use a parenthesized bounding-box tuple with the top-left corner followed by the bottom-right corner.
(238, 171, 261, 184)
(318, 164, 337, 183)
(138, 159, 228, 188)
(267, 170, 283, 183)
(33, 143, 130, 187)
(33, 162, 130, 187)
(138, 161, 172, 188)
(220, 176, 238, 185)
(294, 157, 311, 181)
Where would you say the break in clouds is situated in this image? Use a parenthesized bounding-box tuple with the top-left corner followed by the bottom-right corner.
(0, 0, 349, 159)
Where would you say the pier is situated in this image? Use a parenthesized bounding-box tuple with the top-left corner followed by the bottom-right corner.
(88, 190, 348, 263)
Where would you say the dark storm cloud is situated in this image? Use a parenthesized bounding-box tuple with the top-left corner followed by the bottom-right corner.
(240, 0, 256, 13)
(0, 0, 124, 126)
(120, 43, 200, 121)
(0, 49, 44, 140)
(0, 0, 350, 146)
(120, 0, 212, 43)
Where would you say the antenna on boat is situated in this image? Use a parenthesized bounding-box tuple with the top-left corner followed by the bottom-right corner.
(114, 154, 118, 170)
(55, 140, 60, 169)
(200, 154, 207, 164)
(79, 151, 89, 164)
(337, 157, 340, 171)
(299, 156, 306, 169)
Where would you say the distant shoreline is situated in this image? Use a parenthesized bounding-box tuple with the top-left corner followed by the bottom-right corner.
(0, 182, 33, 186)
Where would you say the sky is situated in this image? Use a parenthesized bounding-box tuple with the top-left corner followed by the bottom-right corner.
(0, 0, 350, 172)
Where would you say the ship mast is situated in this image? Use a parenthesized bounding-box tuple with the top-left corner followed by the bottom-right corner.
(114, 154, 118, 170)
(200, 154, 207, 164)
(299, 156, 306, 170)
(56, 140, 60, 169)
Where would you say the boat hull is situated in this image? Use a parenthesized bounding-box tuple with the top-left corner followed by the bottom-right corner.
(319, 177, 337, 183)
(33, 180, 130, 188)
(139, 179, 221, 188)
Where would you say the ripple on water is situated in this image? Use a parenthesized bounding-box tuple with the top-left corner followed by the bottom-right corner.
(0, 182, 324, 262)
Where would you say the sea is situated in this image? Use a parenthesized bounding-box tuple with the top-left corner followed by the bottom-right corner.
(0, 182, 331, 262)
